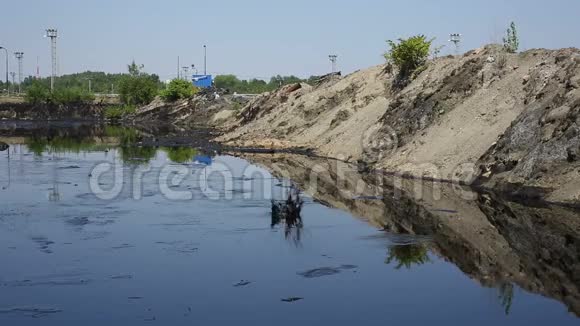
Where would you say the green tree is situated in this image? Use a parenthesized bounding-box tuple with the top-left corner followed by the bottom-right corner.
(160, 79, 198, 102)
(214, 74, 241, 91)
(503, 22, 519, 53)
(385, 35, 433, 82)
(25, 80, 51, 104)
(214, 74, 307, 94)
(128, 61, 145, 77)
(118, 62, 159, 106)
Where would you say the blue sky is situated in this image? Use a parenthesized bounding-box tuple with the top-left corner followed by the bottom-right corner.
(1, 0, 579, 80)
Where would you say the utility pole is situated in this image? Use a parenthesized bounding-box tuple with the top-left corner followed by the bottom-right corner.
(87, 79, 92, 93)
(10, 72, 16, 93)
(177, 56, 180, 79)
(329, 55, 338, 73)
(182, 66, 190, 81)
(45, 28, 58, 91)
(449, 33, 462, 55)
(14, 52, 23, 93)
(203, 45, 207, 75)
(36, 56, 40, 79)
(0, 46, 8, 96)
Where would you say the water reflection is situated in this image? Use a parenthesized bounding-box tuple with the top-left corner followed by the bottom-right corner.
(162, 147, 198, 163)
(497, 282, 515, 315)
(271, 186, 304, 245)
(244, 153, 580, 317)
(1, 124, 208, 165)
(1, 126, 579, 324)
(385, 243, 431, 270)
(0, 141, 8, 151)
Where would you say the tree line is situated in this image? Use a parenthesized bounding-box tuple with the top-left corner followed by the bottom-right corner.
(214, 75, 318, 94)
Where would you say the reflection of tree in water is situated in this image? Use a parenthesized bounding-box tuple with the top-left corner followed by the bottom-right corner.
(25, 136, 109, 156)
(497, 282, 514, 315)
(271, 186, 304, 245)
(23, 126, 142, 156)
(118, 146, 157, 164)
(385, 244, 431, 269)
(162, 147, 198, 163)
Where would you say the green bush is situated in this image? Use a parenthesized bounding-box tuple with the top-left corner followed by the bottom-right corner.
(104, 105, 136, 120)
(384, 35, 433, 81)
(25, 81, 94, 105)
(118, 61, 160, 106)
(119, 75, 158, 106)
(25, 80, 51, 104)
(51, 87, 95, 104)
(160, 79, 198, 102)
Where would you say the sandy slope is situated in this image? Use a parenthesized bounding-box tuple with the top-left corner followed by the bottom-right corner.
(218, 45, 580, 203)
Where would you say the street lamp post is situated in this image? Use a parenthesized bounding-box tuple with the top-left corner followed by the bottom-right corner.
(203, 45, 207, 75)
(0, 46, 8, 96)
(14, 52, 24, 94)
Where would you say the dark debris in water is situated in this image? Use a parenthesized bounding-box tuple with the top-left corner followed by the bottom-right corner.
(281, 297, 303, 303)
(57, 165, 81, 170)
(66, 216, 115, 227)
(112, 244, 134, 250)
(298, 265, 358, 278)
(233, 280, 252, 287)
(0, 306, 63, 318)
(30, 236, 55, 254)
(4, 278, 90, 287)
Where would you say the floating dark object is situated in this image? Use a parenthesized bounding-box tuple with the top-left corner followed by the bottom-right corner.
(58, 165, 81, 170)
(0, 142, 8, 152)
(281, 297, 303, 303)
(298, 265, 359, 278)
(298, 267, 341, 278)
(233, 280, 252, 287)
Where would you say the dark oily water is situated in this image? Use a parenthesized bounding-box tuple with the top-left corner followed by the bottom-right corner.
(0, 131, 579, 325)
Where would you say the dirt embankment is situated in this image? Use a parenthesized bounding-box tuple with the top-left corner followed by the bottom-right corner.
(133, 92, 248, 126)
(217, 45, 580, 204)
